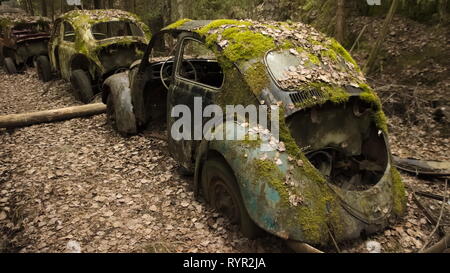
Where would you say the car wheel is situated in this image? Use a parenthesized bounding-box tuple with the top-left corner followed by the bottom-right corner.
(36, 56, 52, 82)
(70, 69, 94, 103)
(106, 94, 117, 130)
(3, 57, 17, 74)
(202, 157, 262, 239)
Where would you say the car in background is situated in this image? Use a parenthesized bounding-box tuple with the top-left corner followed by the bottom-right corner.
(40, 9, 150, 103)
(0, 11, 51, 74)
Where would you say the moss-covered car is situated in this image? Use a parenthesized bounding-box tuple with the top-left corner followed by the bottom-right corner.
(0, 12, 51, 74)
(40, 9, 150, 103)
(102, 19, 406, 249)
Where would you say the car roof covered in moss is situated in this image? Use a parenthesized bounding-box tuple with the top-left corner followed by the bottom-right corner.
(0, 13, 51, 28)
(59, 9, 141, 25)
(164, 19, 367, 91)
(57, 9, 151, 41)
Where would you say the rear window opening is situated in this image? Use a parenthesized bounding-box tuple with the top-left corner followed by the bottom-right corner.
(91, 21, 144, 40)
(287, 98, 389, 191)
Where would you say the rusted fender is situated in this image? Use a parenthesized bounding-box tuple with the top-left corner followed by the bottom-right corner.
(194, 121, 400, 245)
(102, 72, 137, 134)
(393, 156, 450, 177)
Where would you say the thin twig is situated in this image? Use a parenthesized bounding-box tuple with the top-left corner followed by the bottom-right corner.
(350, 25, 367, 53)
(419, 179, 448, 252)
(327, 226, 341, 253)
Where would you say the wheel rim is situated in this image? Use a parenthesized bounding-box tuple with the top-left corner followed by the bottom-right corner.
(211, 178, 240, 224)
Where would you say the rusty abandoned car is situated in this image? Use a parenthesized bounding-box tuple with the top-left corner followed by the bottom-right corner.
(0, 11, 51, 74)
(102, 19, 407, 249)
(40, 9, 150, 103)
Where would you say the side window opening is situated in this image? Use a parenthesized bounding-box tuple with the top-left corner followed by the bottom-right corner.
(63, 22, 75, 43)
(91, 21, 144, 40)
(178, 38, 224, 89)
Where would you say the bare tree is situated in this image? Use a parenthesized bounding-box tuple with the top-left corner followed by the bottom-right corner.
(60, 0, 66, 14)
(439, 0, 448, 24)
(93, 0, 103, 9)
(41, 0, 48, 16)
(107, 0, 115, 9)
(335, 0, 345, 44)
(50, 0, 55, 21)
(26, 0, 34, 15)
(363, 0, 399, 74)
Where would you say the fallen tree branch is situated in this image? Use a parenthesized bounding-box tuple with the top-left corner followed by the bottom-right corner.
(422, 233, 450, 253)
(419, 179, 448, 252)
(0, 103, 106, 128)
(350, 24, 367, 53)
(416, 191, 448, 202)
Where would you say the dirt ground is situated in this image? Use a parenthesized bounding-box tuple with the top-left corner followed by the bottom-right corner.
(0, 16, 449, 253)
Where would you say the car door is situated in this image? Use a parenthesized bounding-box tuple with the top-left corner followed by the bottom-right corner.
(168, 34, 224, 170)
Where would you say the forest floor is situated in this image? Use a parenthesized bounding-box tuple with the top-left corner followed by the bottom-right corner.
(0, 16, 449, 253)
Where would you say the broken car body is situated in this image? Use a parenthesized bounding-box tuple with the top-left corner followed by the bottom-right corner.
(0, 11, 51, 74)
(45, 9, 150, 103)
(102, 19, 407, 247)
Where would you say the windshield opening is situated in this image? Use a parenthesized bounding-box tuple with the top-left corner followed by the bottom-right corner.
(91, 21, 143, 40)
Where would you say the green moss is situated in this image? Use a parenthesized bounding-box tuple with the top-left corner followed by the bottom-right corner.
(215, 66, 258, 107)
(320, 48, 338, 62)
(163, 18, 192, 30)
(196, 19, 251, 36)
(253, 159, 290, 202)
(244, 62, 270, 96)
(220, 28, 275, 64)
(329, 38, 358, 68)
(280, 41, 295, 49)
(242, 134, 262, 148)
(391, 168, 407, 217)
(292, 83, 350, 109)
(359, 83, 389, 133)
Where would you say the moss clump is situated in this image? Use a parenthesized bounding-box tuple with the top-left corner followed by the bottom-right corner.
(196, 19, 251, 36)
(320, 48, 338, 62)
(244, 62, 270, 96)
(329, 38, 358, 68)
(242, 134, 262, 148)
(253, 159, 289, 202)
(291, 83, 350, 110)
(391, 168, 407, 217)
(163, 18, 192, 30)
(219, 28, 275, 65)
(359, 83, 389, 133)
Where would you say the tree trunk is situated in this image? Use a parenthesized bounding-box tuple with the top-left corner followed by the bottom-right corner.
(41, 0, 48, 17)
(27, 0, 34, 15)
(335, 0, 345, 44)
(107, 0, 114, 9)
(439, 0, 448, 24)
(93, 0, 103, 9)
(363, 0, 399, 74)
(60, 0, 65, 14)
(0, 104, 106, 129)
(50, 0, 55, 21)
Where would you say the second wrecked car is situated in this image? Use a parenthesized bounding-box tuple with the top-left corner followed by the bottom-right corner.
(102, 19, 407, 249)
(0, 11, 51, 74)
(41, 9, 150, 103)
